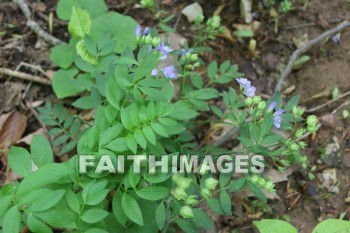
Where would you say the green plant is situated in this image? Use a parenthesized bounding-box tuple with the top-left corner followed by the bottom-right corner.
(0, 1, 318, 232)
(254, 218, 350, 233)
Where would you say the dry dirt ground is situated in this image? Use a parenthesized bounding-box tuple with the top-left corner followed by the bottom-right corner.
(1, 0, 350, 232)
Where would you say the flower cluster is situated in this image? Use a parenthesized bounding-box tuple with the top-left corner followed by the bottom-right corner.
(236, 78, 256, 97)
(180, 49, 200, 74)
(306, 115, 318, 133)
(268, 101, 285, 129)
(250, 175, 276, 194)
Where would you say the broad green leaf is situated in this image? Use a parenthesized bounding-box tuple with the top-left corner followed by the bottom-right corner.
(285, 96, 300, 112)
(219, 190, 232, 216)
(31, 135, 53, 167)
(192, 208, 213, 229)
(151, 123, 169, 137)
(76, 40, 98, 65)
(155, 202, 166, 230)
(2, 206, 21, 233)
(27, 215, 53, 233)
(229, 178, 246, 192)
(68, 7, 91, 38)
(120, 107, 134, 130)
(122, 193, 143, 226)
(57, 0, 107, 20)
(134, 129, 147, 149)
(254, 219, 297, 233)
(135, 186, 170, 201)
(52, 68, 82, 99)
(125, 134, 138, 154)
(8, 147, 32, 177)
(248, 182, 267, 201)
(207, 198, 225, 215)
(85, 229, 109, 233)
(72, 95, 95, 110)
(207, 62, 218, 79)
(17, 163, 72, 195)
(99, 124, 123, 146)
(35, 206, 76, 228)
(312, 219, 350, 233)
(176, 219, 198, 233)
(0, 196, 12, 220)
(65, 190, 80, 213)
(31, 189, 66, 212)
(50, 44, 74, 68)
(143, 126, 156, 145)
(112, 189, 127, 225)
(105, 77, 122, 110)
(81, 209, 109, 223)
(104, 137, 128, 152)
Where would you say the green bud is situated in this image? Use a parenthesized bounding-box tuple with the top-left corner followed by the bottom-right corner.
(200, 188, 211, 199)
(257, 101, 266, 111)
(307, 115, 317, 126)
(140, 0, 154, 8)
(292, 106, 298, 115)
(289, 143, 299, 151)
(252, 96, 262, 104)
(245, 97, 253, 106)
(298, 141, 307, 149)
(172, 173, 183, 183)
(152, 37, 161, 47)
(295, 129, 304, 139)
(250, 174, 259, 184)
(172, 187, 187, 200)
(185, 52, 191, 61)
(185, 195, 198, 205)
(180, 206, 194, 218)
(264, 180, 275, 193)
(258, 178, 266, 187)
(199, 162, 210, 175)
(211, 16, 221, 28)
(307, 125, 318, 133)
(190, 54, 198, 62)
(194, 15, 204, 25)
(144, 35, 153, 44)
(193, 62, 200, 68)
(204, 177, 219, 190)
(177, 177, 192, 190)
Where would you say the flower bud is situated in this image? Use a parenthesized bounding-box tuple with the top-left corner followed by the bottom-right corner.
(190, 54, 198, 62)
(250, 174, 259, 184)
(245, 97, 253, 106)
(298, 141, 307, 149)
(289, 143, 299, 151)
(252, 96, 261, 104)
(180, 206, 193, 218)
(200, 188, 211, 199)
(264, 180, 275, 193)
(177, 177, 192, 190)
(295, 129, 304, 139)
(185, 52, 191, 61)
(144, 35, 153, 44)
(140, 0, 154, 8)
(185, 195, 198, 205)
(307, 115, 317, 126)
(292, 106, 298, 115)
(258, 178, 266, 187)
(193, 62, 200, 68)
(205, 177, 219, 190)
(257, 101, 266, 111)
(194, 15, 204, 25)
(152, 37, 161, 47)
(307, 125, 318, 133)
(211, 16, 221, 28)
(172, 187, 187, 200)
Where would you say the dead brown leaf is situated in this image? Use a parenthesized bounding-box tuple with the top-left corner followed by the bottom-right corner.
(0, 111, 27, 152)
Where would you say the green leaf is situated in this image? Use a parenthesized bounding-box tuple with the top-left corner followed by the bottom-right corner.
(90, 12, 138, 53)
(2, 206, 21, 233)
(122, 193, 143, 226)
(254, 219, 297, 233)
(56, 0, 107, 20)
(134, 52, 159, 81)
(155, 202, 166, 230)
(31, 135, 53, 167)
(207, 62, 218, 79)
(121, 107, 134, 130)
(68, 7, 91, 38)
(8, 147, 32, 177)
(176, 219, 198, 233)
(219, 190, 232, 215)
(81, 209, 109, 223)
(159, 23, 176, 32)
(0, 196, 12, 220)
(134, 129, 147, 149)
(31, 189, 66, 212)
(234, 29, 254, 37)
(113, 189, 127, 225)
(151, 123, 169, 137)
(284, 96, 300, 112)
(105, 77, 121, 110)
(34, 206, 76, 228)
(17, 163, 72, 195)
(219, 173, 231, 188)
(248, 182, 267, 202)
(115, 56, 138, 65)
(65, 190, 80, 213)
(85, 229, 109, 233)
(72, 95, 95, 109)
(50, 44, 74, 69)
(99, 124, 123, 146)
(126, 134, 138, 154)
(27, 215, 53, 233)
(171, 102, 198, 120)
(76, 39, 98, 65)
(312, 219, 350, 233)
(192, 208, 213, 229)
(104, 137, 128, 152)
(229, 178, 246, 192)
(136, 186, 170, 201)
(143, 126, 157, 145)
(52, 68, 82, 99)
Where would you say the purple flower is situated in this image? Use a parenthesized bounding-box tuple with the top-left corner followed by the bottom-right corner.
(181, 49, 186, 56)
(273, 115, 282, 128)
(151, 69, 158, 76)
(274, 109, 284, 116)
(143, 27, 150, 36)
(269, 101, 277, 111)
(157, 42, 173, 60)
(243, 86, 256, 97)
(331, 33, 341, 44)
(236, 78, 251, 90)
(162, 65, 177, 79)
(135, 26, 141, 37)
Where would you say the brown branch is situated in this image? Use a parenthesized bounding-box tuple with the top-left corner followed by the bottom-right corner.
(275, 21, 350, 93)
(0, 68, 51, 86)
(12, 0, 63, 46)
(305, 90, 350, 113)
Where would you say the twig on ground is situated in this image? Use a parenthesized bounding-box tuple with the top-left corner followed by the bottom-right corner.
(274, 21, 350, 93)
(305, 90, 350, 113)
(283, 22, 317, 30)
(213, 127, 239, 147)
(12, 0, 63, 45)
(0, 68, 51, 86)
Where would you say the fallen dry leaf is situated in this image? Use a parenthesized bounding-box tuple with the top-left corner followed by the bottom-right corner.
(0, 111, 27, 152)
(16, 128, 45, 145)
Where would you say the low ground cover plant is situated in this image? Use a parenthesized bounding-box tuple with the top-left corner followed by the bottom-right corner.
(0, 0, 331, 232)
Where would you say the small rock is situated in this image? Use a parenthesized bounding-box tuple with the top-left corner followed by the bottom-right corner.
(181, 2, 203, 23)
(263, 53, 279, 71)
